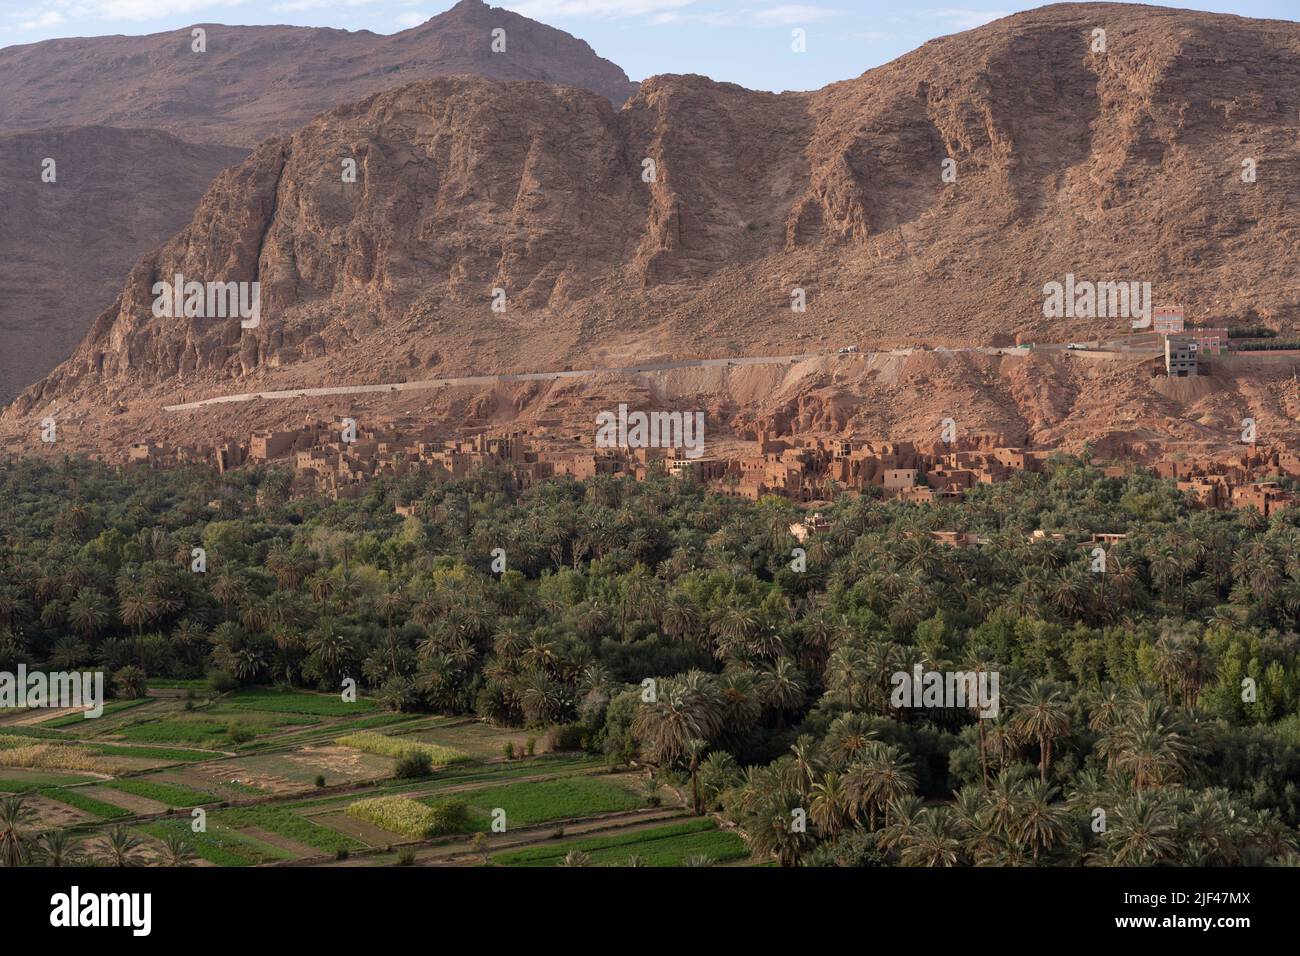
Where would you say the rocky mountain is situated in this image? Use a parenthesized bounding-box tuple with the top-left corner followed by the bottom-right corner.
(0, 127, 247, 402)
(0, 0, 637, 147)
(0, 0, 637, 401)
(6, 3, 1300, 452)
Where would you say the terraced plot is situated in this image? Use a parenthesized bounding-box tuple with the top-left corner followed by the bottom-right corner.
(429, 776, 645, 829)
(401, 719, 540, 760)
(41, 699, 153, 727)
(105, 778, 217, 808)
(217, 806, 362, 856)
(0, 771, 98, 791)
(37, 787, 132, 819)
(137, 818, 296, 867)
(219, 744, 395, 791)
(493, 819, 748, 867)
(220, 689, 380, 717)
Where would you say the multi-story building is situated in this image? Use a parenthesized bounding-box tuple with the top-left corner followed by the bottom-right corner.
(1153, 305, 1185, 334)
(1165, 335, 1198, 377)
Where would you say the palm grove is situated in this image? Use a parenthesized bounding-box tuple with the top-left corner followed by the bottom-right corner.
(1, 454, 1299, 866)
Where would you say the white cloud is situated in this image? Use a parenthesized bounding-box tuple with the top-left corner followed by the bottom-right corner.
(19, 11, 67, 29)
(270, 0, 398, 12)
(651, 4, 840, 28)
(394, 10, 431, 27)
(506, 0, 695, 18)
(650, 10, 737, 26)
(752, 4, 838, 25)
(81, 1, 250, 18)
(925, 8, 1010, 30)
(16, 1, 257, 24)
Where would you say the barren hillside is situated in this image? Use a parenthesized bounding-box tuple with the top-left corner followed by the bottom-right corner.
(6, 3, 1300, 454)
(0, 0, 636, 147)
(0, 127, 247, 402)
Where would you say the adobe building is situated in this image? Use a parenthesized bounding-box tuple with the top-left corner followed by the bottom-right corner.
(1232, 482, 1294, 517)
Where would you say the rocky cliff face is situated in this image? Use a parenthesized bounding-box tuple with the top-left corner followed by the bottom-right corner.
(0, 0, 637, 147)
(8, 3, 1300, 442)
(0, 0, 637, 401)
(0, 128, 247, 402)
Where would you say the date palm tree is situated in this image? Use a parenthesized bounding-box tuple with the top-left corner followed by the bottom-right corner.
(211, 571, 247, 622)
(160, 832, 195, 867)
(742, 777, 815, 867)
(686, 738, 708, 814)
(35, 828, 80, 867)
(788, 735, 821, 796)
(846, 742, 917, 830)
(1102, 792, 1177, 865)
(67, 587, 110, 641)
(632, 671, 725, 767)
(661, 591, 701, 647)
(876, 795, 925, 859)
(759, 658, 806, 726)
(0, 796, 36, 867)
(1009, 680, 1071, 783)
(1099, 696, 1194, 790)
(809, 771, 849, 840)
(101, 825, 143, 867)
(898, 806, 963, 867)
(821, 712, 876, 769)
(1014, 780, 1071, 862)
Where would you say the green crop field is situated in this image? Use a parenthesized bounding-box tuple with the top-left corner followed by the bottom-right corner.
(222, 689, 380, 716)
(219, 806, 362, 854)
(106, 778, 216, 807)
(0, 773, 90, 791)
(38, 787, 131, 819)
(445, 776, 643, 827)
(116, 719, 238, 746)
(85, 744, 217, 762)
(493, 820, 747, 867)
(145, 679, 212, 691)
(42, 699, 151, 726)
(138, 818, 294, 867)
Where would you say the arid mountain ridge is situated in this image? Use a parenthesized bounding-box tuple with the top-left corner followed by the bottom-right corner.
(5, 3, 1300, 458)
(0, 0, 637, 402)
(0, 0, 636, 146)
(0, 127, 248, 406)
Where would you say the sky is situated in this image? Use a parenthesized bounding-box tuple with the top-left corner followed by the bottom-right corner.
(0, 0, 1297, 91)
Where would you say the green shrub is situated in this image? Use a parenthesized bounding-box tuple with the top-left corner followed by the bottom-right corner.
(395, 751, 433, 779)
(209, 670, 238, 693)
(425, 798, 469, 835)
(545, 724, 587, 752)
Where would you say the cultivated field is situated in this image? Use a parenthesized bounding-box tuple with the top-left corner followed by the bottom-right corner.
(0, 683, 746, 868)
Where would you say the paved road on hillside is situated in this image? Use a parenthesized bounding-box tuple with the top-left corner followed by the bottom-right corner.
(161, 350, 861, 411)
(161, 340, 1153, 413)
